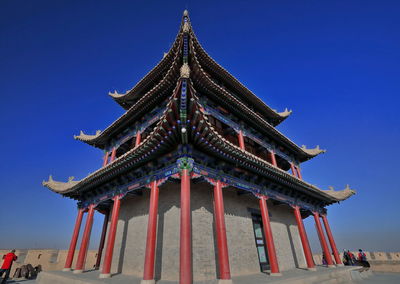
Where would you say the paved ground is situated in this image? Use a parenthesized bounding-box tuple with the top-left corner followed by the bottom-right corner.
(4, 279, 35, 284)
(3, 271, 400, 283)
(361, 272, 400, 283)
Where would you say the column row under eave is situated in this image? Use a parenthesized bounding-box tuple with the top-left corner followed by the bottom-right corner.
(62, 178, 343, 283)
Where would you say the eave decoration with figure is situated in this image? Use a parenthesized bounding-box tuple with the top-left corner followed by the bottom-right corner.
(43, 10, 355, 284)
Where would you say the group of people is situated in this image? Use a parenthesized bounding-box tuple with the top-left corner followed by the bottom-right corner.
(343, 249, 370, 268)
(0, 250, 17, 284)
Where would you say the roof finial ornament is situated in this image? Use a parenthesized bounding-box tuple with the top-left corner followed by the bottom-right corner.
(183, 10, 189, 17)
(180, 63, 190, 78)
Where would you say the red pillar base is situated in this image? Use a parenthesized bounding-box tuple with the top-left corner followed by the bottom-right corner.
(307, 267, 317, 272)
(140, 280, 156, 284)
(336, 263, 345, 267)
(62, 268, 72, 272)
(72, 270, 83, 274)
(217, 280, 233, 284)
(99, 273, 111, 279)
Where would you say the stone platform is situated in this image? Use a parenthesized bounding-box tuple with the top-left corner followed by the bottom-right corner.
(36, 266, 370, 284)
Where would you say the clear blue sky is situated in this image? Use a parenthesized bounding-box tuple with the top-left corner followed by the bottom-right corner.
(1, 0, 399, 252)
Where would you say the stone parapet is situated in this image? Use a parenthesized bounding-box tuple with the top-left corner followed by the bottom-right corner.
(0, 249, 98, 277)
(313, 251, 400, 273)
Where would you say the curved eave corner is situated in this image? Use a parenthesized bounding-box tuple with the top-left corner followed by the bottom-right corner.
(276, 108, 292, 121)
(42, 175, 80, 194)
(109, 90, 128, 102)
(73, 130, 104, 148)
(323, 185, 356, 203)
(106, 11, 188, 110)
(299, 145, 326, 162)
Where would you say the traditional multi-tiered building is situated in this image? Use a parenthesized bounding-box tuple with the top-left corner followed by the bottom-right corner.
(43, 10, 355, 284)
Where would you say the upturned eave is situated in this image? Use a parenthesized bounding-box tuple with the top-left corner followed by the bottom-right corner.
(43, 81, 183, 196)
(74, 46, 182, 149)
(190, 51, 324, 162)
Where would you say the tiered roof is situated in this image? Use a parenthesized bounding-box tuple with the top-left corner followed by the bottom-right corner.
(44, 11, 354, 206)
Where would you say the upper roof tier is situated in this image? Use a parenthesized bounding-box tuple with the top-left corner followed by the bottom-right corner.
(74, 11, 325, 163)
(108, 11, 291, 126)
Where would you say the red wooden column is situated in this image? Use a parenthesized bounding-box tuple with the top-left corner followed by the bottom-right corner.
(102, 151, 110, 167)
(100, 195, 121, 278)
(292, 206, 316, 271)
(135, 131, 142, 147)
(313, 212, 334, 267)
(270, 151, 277, 167)
(259, 196, 281, 276)
(63, 208, 84, 271)
(321, 215, 343, 266)
(213, 180, 232, 281)
(95, 211, 109, 270)
(74, 205, 95, 273)
(142, 181, 160, 283)
(180, 169, 192, 284)
(296, 166, 303, 180)
(110, 147, 117, 162)
(238, 130, 245, 150)
(290, 163, 297, 177)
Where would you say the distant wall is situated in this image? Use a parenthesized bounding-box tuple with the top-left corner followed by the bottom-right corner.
(1, 249, 399, 277)
(0, 249, 97, 277)
(0, 249, 400, 276)
(313, 251, 400, 273)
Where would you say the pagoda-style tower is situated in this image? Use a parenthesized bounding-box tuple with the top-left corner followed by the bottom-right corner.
(43, 11, 355, 284)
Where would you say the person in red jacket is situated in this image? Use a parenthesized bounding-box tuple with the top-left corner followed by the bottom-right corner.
(0, 250, 17, 284)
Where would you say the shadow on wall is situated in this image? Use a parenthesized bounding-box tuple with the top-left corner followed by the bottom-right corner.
(286, 224, 300, 268)
(116, 218, 129, 274)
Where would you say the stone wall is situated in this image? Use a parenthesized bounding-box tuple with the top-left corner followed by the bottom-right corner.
(107, 181, 307, 281)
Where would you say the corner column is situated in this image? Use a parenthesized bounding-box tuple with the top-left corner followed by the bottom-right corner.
(313, 212, 334, 267)
(180, 168, 192, 284)
(292, 206, 316, 271)
(213, 180, 232, 283)
(321, 215, 343, 266)
(142, 181, 160, 284)
(238, 130, 245, 150)
(290, 163, 297, 177)
(74, 204, 95, 273)
(135, 131, 142, 147)
(63, 208, 84, 271)
(102, 151, 110, 167)
(95, 211, 109, 270)
(100, 195, 121, 278)
(259, 196, 281, 276)
(296, 166, 303, 180)
(110, 147, 117, 162)
(270, 151, 277, 167)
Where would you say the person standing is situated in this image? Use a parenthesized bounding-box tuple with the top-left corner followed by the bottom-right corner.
(0, 250, 17, 284)
(347, 250, 356, 266)
(358, 249, 370, 268)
